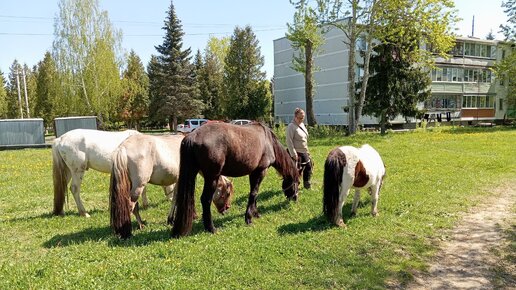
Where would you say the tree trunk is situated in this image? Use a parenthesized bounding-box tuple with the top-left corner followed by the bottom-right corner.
(347, 13, 357, 135)
(168, 115, 176, 132)
(355, 0, 377, 127)
(380, 111, 387, 135)
(305, 40, 317, 126)
(80, 76, 92, 112)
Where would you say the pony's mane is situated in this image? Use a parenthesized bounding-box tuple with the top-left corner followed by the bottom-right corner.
(260, 124, 298, 179)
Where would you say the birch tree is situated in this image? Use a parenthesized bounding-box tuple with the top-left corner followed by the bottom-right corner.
(52, 0, 123, 122)
(287, 0, 326, 126)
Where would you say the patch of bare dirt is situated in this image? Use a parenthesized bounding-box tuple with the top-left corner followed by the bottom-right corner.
(407, 181, 516, 290)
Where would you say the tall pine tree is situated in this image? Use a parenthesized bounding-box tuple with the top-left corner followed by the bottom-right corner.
(150, 1, 203, 130)
(363, 42, 430, 134)
(224, 25, 270, 121)
(6, 60, 23, 119)
(120, 50, 149, 129)
(34, 52, 58, 127)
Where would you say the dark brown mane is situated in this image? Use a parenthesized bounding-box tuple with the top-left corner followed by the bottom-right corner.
(264, 125, 299, 180)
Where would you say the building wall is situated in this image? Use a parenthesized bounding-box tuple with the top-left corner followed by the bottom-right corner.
(274, 25, 377, 125)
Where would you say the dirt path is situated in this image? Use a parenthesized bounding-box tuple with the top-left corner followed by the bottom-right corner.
(408, 181, 516, 290)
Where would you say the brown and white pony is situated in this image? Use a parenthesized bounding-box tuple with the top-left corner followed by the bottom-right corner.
(52, 129, 140, 217)
(323, 144, 386, 227)
(109, 134, 234, 239)
(172, 122, 300, 238)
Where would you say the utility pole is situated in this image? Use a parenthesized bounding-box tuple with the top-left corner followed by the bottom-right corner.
(15, 70, 23, 119)
(22, 68, 30, 118)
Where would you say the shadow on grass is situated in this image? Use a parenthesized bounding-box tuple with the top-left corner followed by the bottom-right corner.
(5, 208, 108, 223)
(277, 203, 358, 235)
(443, 125, 516, 135)
(277, 215, 334, 235)
(233, 189, 283, 206)
(176, 190, 293, 236)
(214, 197, 291, 228)
(42, 191, 296, 244)
(43, 221, 173, 248)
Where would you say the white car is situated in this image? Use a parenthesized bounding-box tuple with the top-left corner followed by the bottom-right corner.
(230, 119, 253, 126)
(177, 118, 208, 133)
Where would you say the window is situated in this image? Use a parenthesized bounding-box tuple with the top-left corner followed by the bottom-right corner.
(499, 98, 504, 110)
(462, 95, 495, 108)
(463, 42, 494, 58)
(463, 69, 492, 83)
(427, 95, 459, 109)
(450, 42, 464, 55)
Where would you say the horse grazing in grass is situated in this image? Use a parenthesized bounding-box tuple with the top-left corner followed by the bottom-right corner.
(323, 144, 386, 227)
(52, 129, 140, 217)
(109, 134, 234, 239)
(172, 122, 300, 238)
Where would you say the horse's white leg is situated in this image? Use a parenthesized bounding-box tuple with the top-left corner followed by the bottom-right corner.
(130, 185, 146, 229)
(351, 189, 361, 217)
(141, 187, 149, 209)
(337, 187, 350, 227)
(166, 184, 177, 225)
(371, 182, 381, 217)
(164, 184, 176, 200)
(70, 170, 89, 217)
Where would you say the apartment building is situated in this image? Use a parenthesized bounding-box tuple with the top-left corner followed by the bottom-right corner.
(273, 30, 511, 126)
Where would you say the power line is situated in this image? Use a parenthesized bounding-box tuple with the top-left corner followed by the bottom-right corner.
(0, 27, 286, 37)
(0, 15, 285, 28)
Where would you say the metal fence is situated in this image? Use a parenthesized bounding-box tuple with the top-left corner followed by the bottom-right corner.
(0, 119, 45, 145)
(54, 116, 97, 137)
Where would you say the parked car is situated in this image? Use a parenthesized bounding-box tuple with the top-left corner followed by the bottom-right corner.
(230, 119, 253, 126)
(177, 118, 208, 133)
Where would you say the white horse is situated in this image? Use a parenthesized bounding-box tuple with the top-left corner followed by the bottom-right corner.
(52, 129, 140, 217)
(109, 134, 234, 239)
(323, 144, 386, 227)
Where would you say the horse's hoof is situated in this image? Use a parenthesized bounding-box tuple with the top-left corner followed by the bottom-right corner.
(245, 217, 252, 225)
(207, 227, 217, 234)
(371, 212, 379, 217)
(167, 217, 174, 226)
(80, 212, 91, 218)
(120, 233, 132, 240)
(137, 223, 146, 230)
(253, 212, 261, 218)
(336, 219, 346, 228)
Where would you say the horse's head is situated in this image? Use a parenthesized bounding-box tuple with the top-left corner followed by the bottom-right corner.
(213, 176, 234, 214)
(282, 175, 299, 201)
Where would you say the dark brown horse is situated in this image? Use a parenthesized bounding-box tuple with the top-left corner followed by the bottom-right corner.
(172, 122, 300, 237)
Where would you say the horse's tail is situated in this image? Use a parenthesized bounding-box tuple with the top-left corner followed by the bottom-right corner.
(109, 146, 133, 239)
(52, 142, 70, 216)
(323, 148, 347, 223)
(171, 137, 198, 238)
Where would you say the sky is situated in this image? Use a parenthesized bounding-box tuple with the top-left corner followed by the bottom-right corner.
(0, 0, 509, 80)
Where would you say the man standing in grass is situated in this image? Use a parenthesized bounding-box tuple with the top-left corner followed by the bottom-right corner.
(286, 107, 313, 189)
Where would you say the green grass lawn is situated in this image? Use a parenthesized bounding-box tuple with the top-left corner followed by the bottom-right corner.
(0, 127, 515, 289)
